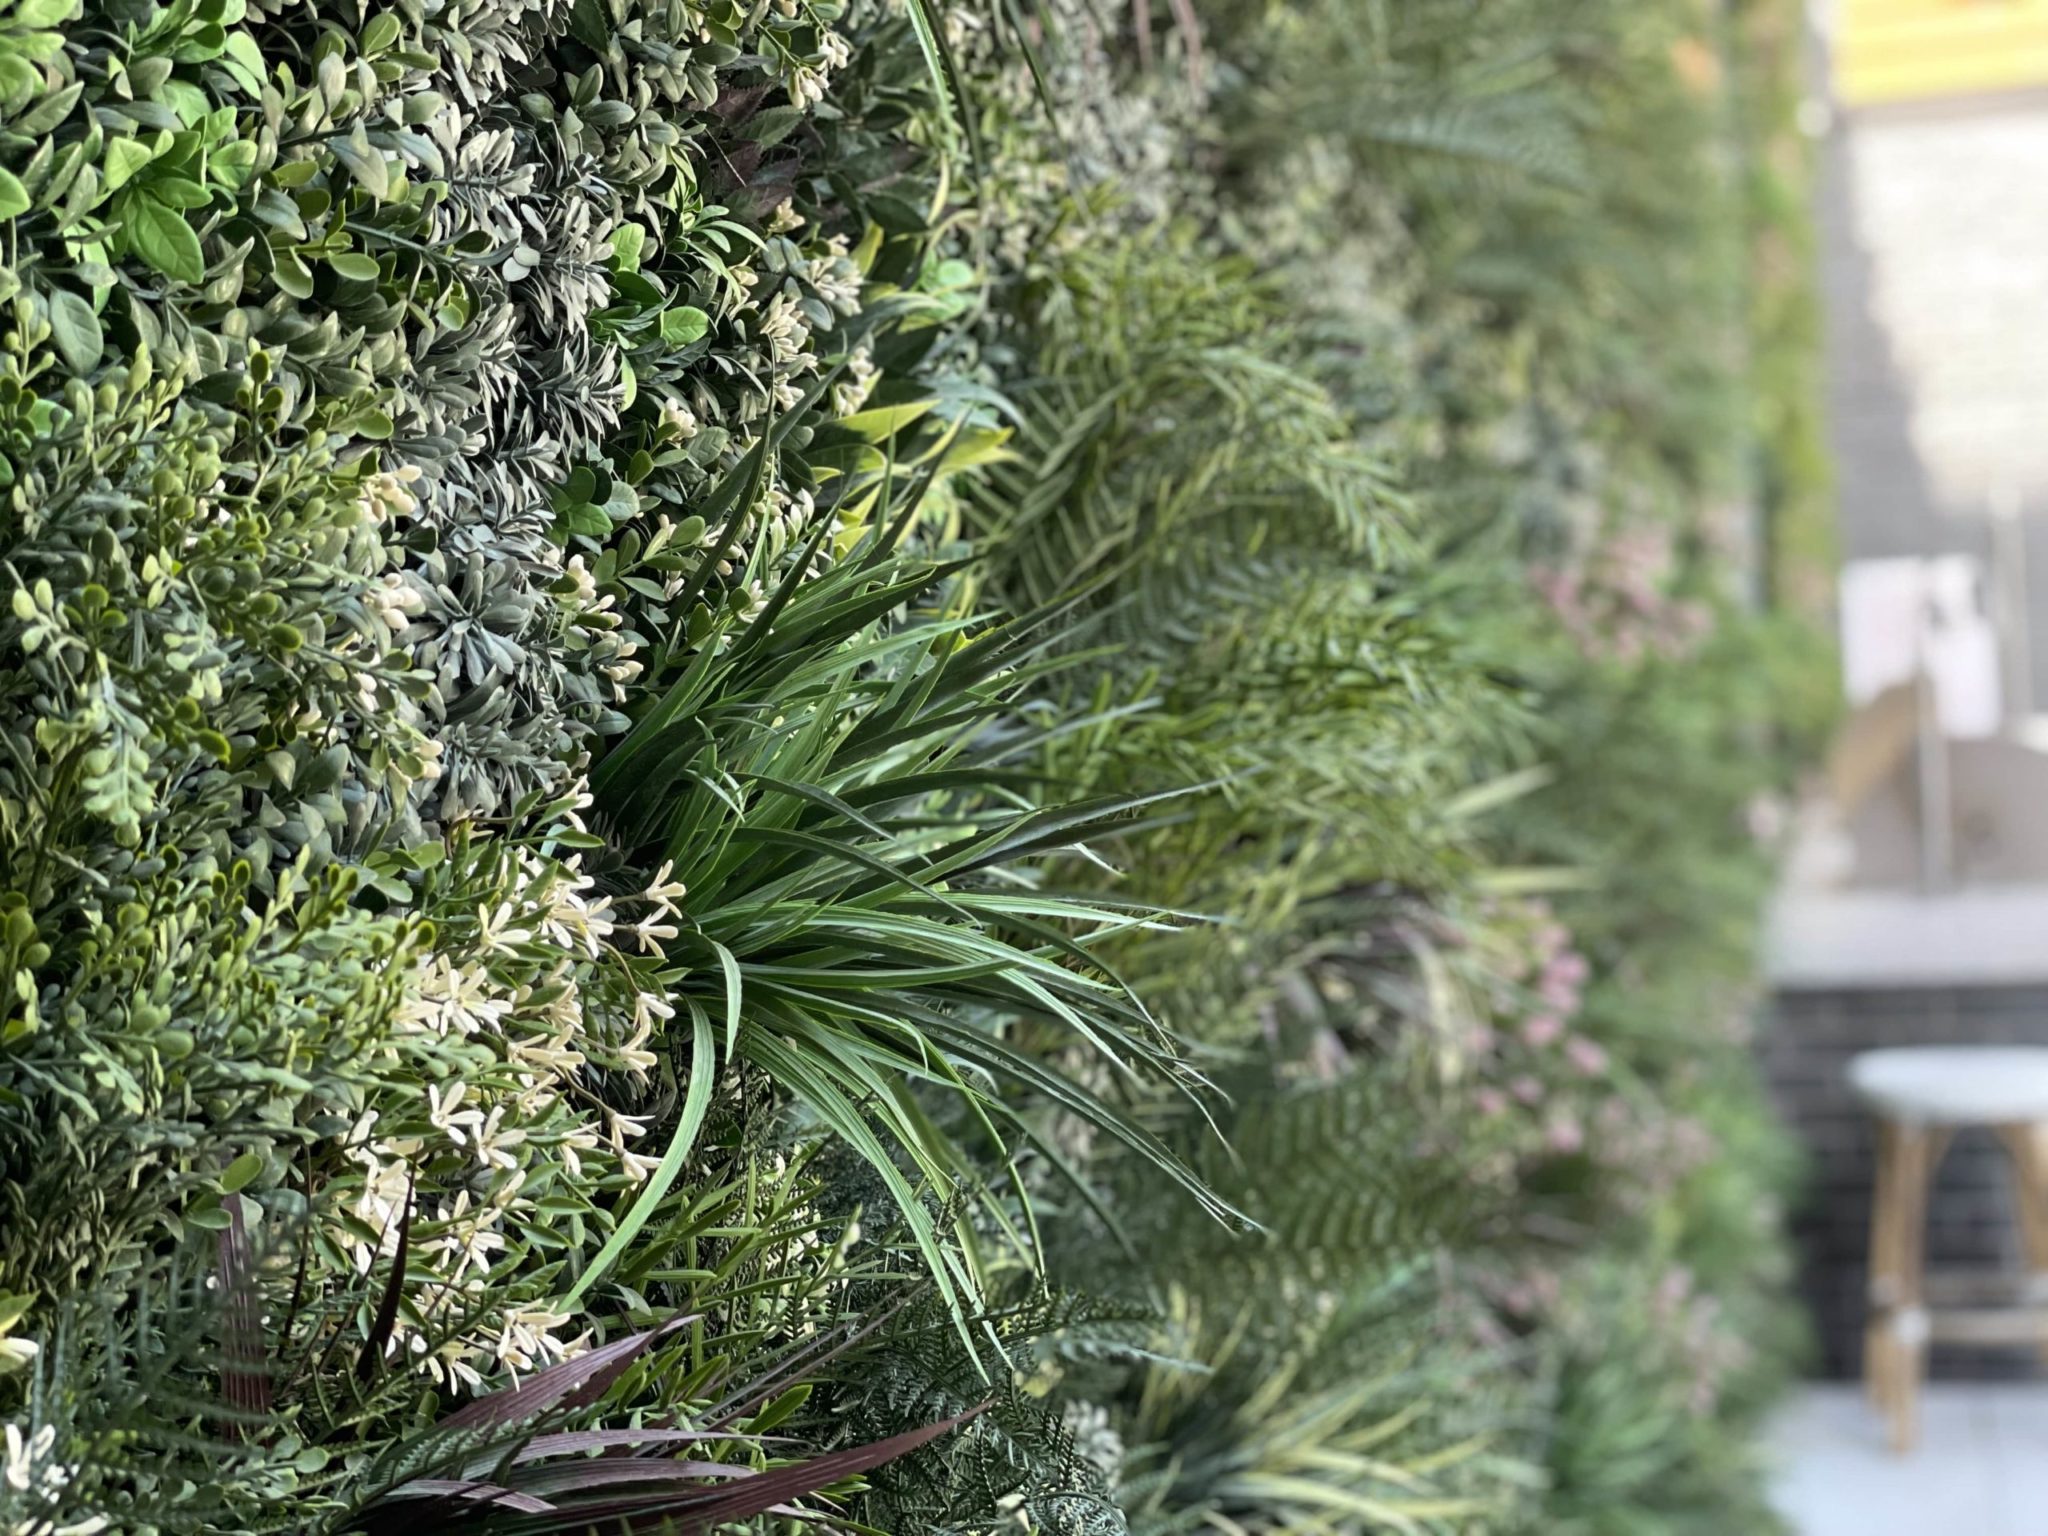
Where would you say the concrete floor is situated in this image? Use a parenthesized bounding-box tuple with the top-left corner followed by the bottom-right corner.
(1769, 1383, 2048, 1536)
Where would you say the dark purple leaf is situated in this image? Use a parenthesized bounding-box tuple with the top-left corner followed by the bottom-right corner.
(378, 1478, 557, 1514)
(356, 1170, 415, 1384)
(217, 1195, 271, 1433)
(483, 1402, 988, 1534)
(512, 1429, 771, 1462)
(437, 1314, 696, 1433)
(508, 1460, 751, 1498)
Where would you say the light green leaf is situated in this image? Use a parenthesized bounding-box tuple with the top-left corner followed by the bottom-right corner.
(123, 195, 204, 283)
(11, 0, 76, 27)
(103, 136, 157, 194)
(711, 939, 742, 1055)
(220, 32, 266, 95)
(610, 222, 645, 272)
(328, 129, 390, 200)
(0, 170, 25, 220)
(658, 305, 710, 346)
(209, 139, 258, 191)
(837, 398, 937, 442)
(360, 11, 400, 54)
(326, 250, 380, 281)
(45, 289, 101, 373)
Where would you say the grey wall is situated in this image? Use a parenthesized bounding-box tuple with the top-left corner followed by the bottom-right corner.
(1821, 92, 2048, 710)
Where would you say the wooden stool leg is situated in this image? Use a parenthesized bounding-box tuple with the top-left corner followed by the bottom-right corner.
(1893, 1125, 1938, 1453)
(1866, 1118, 1938, 1453)
(1994, 1121, 2048, 1366)
(1864, 1119, 1902, 1410)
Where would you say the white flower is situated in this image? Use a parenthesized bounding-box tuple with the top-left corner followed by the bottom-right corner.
(659, 398, 700, 442)
(395, 956, 514, 1038)
(629, 914, 679, 955)
(476, 900, 534, 956)
(359, 464, 422, 525)
(559, 1125, 603, 1180)
(0, 1422, 91, 1529)
(469, 1104, 528, 1173)
(755, 291, 811, 361)
(366, 572, 424, 634)
(562, 554, 599, 607)
(620, 1147, 663, 1183)
(431, 1192, 507, 1283)
(788, 63, 828, 108)
(807, 253, 862, 315)
(492, 1306, 587, 1378)
(427, 1082, 485, 1146)
(833, 344, 878, 416)
(4, 1423, 46, 1492)
(641, 860, 688, 920)
(537, 869, 615, 957)
(343, 1140, 416, 1272)
(418, 1338, 485, 1394)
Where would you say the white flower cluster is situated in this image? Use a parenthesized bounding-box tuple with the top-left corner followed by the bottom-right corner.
(322, 811, 691, 1389)
(2, 1425, 106, 1536)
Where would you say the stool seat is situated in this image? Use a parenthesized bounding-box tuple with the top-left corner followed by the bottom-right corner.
(1849, 1047, 2048, 1125)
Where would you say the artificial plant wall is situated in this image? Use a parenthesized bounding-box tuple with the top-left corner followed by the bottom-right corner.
(0, 0, 1828, 1532)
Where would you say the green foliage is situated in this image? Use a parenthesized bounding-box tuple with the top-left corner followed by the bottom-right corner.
(0, 0, 1825, 1530)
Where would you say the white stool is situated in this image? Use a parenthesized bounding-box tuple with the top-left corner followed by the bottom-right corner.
(1849, 1046, 2048, 1452)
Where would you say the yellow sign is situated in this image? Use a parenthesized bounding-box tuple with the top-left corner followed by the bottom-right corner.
(1837, 0, 2048, 105)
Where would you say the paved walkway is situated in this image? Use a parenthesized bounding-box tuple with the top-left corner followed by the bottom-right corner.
(1769, 1383, 2048, 1535)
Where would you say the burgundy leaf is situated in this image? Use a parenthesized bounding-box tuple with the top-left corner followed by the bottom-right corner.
(507, 1460, 752, 1498)
(485, 1402, 988, 1534)
(437, 1314, 697, 1433)
(511, 1430, 772, 1463)
(217, 1196, 271, 1434)
(356, 1170, 415, 1384)
(379, 1477, 557, 1513)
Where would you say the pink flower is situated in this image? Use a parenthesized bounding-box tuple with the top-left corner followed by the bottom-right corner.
(1565, 1037, 1609, 1077)
(1510, 1075, 1544, 1106)
(1522, 1014, 1564, 1047)
(1546, 952, 1589, 987)
(1544, 1117, 1584, 1154)
(1475, 1086, 1509, 1118)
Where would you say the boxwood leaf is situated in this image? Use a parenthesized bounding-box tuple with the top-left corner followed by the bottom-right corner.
(327, 251, 380, 281)
(103, 137, 157, 194)
(219, 1150, 265, 1192)
(659, 305, 710, 345)
(125, 195, 203, 282)
(46, 289, 102, 372)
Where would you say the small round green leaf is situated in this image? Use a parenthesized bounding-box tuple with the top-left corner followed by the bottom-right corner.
(327, 251, 381, 281)
(219, 1150, 265, 1192)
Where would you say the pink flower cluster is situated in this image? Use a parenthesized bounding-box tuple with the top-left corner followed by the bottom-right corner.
(1462, 901, 1610, 1157)
(1651, 1265, 1751, 1417)
(1530, 524, 1714, 665)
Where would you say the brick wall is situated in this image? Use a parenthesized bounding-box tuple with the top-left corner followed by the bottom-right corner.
(1766, 986, 2048, 1379)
